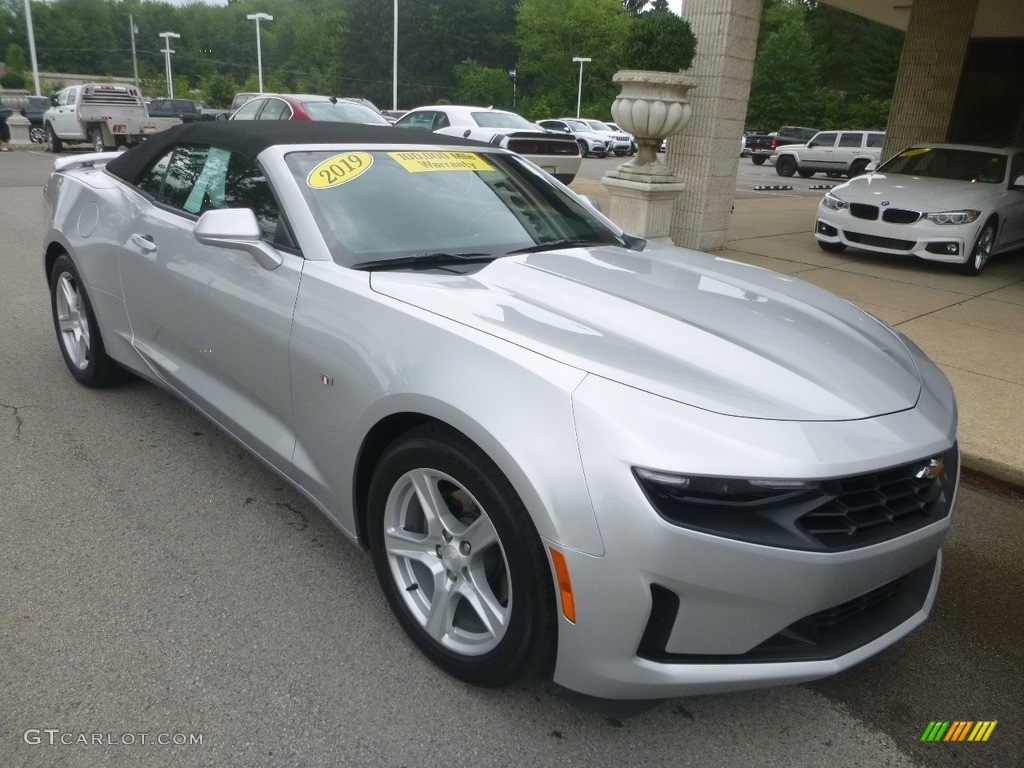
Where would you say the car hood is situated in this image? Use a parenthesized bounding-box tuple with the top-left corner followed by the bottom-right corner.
(370, 245, 922, 421)
(833, 173, 1003, 210)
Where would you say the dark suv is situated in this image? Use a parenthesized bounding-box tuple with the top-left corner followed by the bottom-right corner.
(21, 95, 50, 143)
(147, 98, 201, 123)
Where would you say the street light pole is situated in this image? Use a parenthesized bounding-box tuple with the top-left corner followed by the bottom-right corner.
(129, 14, 140, 90)
(23, 0, 41, 96)
(246, 13, 273, 94)
(572, 56, 591, 119)
(392, 0, 398, 111)
(159, 32, 180, 99)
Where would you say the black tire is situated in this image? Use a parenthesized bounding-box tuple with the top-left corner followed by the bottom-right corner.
(751, 155, 767, 166)
(817, 240, 847, 253)
(776, 155, 797, 177)
(367, 424, 555, 687)
(576, 139, 588, 158)
(959, 221, 996, 276)
(45, 123, 62, 153)
(848, 160, 868, 178)
(797, 168, 815, 178)
(49, 254, 125, 387)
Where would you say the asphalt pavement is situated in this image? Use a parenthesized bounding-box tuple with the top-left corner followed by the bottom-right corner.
(1, 147, 1021, 768)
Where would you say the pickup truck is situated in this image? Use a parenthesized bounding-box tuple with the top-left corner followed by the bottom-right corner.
(43, 83, 181, 153)
(772, 129, 885, 178)
(745, 125, 819, 165)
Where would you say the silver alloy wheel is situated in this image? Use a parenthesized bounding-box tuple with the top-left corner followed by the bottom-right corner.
(29, 125, 45, 143)
(382, 467, 511, 656)
(55, 273, 90, 370)
(92, 130, 104, 153)
(973, 225, 994, 272)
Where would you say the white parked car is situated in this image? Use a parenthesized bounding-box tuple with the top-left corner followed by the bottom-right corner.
(395, 105, 581, 184)
(536, 118, 611, 158)
(815, 143, 1024, 275)
(576, 118, 634, 156)
(774, 130, 885, 178)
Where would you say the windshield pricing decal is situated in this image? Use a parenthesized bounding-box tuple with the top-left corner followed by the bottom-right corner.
(388, 151, 493, 173)
(307, 153, 374, 189)
(898, 147, 931, 158)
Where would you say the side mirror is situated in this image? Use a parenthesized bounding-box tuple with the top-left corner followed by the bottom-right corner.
(865, 161, 879, 173)
(1012, 174, 1024, 190)
(193, 208, 283, 271)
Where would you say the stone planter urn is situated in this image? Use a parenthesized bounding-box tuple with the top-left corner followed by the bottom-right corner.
(609, 70, 696, 180)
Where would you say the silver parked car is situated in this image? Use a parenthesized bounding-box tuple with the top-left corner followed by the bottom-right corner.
(44, 122, 958, 700)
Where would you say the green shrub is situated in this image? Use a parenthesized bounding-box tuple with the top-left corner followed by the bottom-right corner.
(0, 71, 26, 89)
(620, 10, 697, 72)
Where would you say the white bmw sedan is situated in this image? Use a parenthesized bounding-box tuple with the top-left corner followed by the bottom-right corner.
(815, 143, 1024, 275)
(44, 122, 958, 700)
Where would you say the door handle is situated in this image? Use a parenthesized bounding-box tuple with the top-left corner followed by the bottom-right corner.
(130, 233, 157, 252)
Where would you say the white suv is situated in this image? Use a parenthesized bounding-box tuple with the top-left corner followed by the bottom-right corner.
(773, 130, 885, 179)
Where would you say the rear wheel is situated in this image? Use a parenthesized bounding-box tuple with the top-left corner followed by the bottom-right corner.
(49, 254, 125, 387)
(751, 155, 767, 166)
(91, 128, 105, 153)
(29, 125, 45, 143)
(45, 124, 62, 153)
(849, 160, 868, 178)
(959, 222, 996, 276)
(776, 156, 797, 177)
(367, 424, 555, 687)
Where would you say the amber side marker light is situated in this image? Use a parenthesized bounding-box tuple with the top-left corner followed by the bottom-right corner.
(549, 548, 576, 623)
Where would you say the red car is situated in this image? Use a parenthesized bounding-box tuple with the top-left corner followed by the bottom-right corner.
(230, 94, 391, 125)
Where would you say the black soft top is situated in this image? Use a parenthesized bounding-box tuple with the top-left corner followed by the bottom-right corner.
(105, 121, 486, 184)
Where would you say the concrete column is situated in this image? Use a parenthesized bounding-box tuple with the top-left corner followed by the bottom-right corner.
(882, 0, 978, 161)
(667, 0, 762, 252)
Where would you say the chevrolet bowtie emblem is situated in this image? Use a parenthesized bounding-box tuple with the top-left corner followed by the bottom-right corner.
(916, 457, 944, 480)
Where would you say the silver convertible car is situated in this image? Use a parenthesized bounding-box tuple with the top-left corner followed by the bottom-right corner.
(44, 122, 959, 700)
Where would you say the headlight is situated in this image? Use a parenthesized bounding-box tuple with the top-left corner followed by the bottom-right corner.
(923, 210, 980, 225)
(821, 192, 848, 211)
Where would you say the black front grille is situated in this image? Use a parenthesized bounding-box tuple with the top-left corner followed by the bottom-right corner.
(638, 557, 938, 664)
(798, 444, 958, 550)
(850, 203, 878, 220)
(882, 208, 921, 224)
(637, 445, 958, 552)
(844, 231, 916, 250)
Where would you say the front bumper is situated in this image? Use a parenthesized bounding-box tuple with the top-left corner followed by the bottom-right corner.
(815, 206, 981, 264)
(552, 375, 957, 699)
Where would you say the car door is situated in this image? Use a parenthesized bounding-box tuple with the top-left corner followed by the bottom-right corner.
(52, 87, 86, 139)
(835, 132, 865, 171)
(1001, 151, 1024, 249)
(117, 142, 302, 470)
(802, 132, 837, 170)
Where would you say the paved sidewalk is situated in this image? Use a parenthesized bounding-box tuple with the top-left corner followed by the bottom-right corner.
(573, 180, 1024, 487)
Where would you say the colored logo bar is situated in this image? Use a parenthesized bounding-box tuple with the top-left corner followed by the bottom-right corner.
(921, 721, 997, 742)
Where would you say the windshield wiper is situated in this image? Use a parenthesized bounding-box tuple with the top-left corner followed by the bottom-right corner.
(507, 233, 647, 255)
(352, 252, 497, 271)
(507, 238, 605, 254)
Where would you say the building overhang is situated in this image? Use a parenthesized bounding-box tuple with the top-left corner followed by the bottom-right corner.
(823, 0, 1024, 37)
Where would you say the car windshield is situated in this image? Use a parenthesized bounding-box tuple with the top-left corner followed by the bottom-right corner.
(879, 147, 1007, 184)
(469, 111, 537, 130)
(583, 120, 612, 131)
(304, 101, 391, 125)
(286, 148, 622, 267)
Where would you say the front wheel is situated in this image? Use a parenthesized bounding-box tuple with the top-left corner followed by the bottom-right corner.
(367, 424, 555, 687)
(45, 124, 62, 153)
(960, 222, 996, 276)
(576, 139, 588, 158)
(776, 155, 797, 177)
(49, 254, 125, 387)
(751, 155, 767, 166)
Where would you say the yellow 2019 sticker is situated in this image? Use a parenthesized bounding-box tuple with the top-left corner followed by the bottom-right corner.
(898, 147, 931, 158)
(307, 153, 374, 189)
(388, 151, 493, 173)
